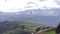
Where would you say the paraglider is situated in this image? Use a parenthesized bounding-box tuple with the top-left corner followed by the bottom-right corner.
(5, 0, 7, 2)
(25, 2, 40, 14)
(27, 2, 39, 7)
(56, 23, 60, 34)
(27, 2, 39, 8)
(30, 12, 32, 14)
(4, 0, 11, 2)
(25, 2, 39, 9)
(39, 0, 44, 1)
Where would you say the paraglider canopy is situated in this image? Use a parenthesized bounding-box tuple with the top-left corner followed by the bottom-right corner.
(25, 2, 39, 9)
(27, 2, 39, 7)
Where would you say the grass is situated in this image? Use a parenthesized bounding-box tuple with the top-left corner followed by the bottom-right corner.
(2, 26, 36, 34)
(44, 30, 56, 34)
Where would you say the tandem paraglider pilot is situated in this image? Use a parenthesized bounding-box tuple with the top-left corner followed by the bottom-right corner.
(56, 23, 60, 34)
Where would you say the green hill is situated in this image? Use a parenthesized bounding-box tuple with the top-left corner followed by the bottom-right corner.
(0, 21, 51, 34)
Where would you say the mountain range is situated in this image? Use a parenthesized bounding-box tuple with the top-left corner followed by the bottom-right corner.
(0, 8, 60, 26)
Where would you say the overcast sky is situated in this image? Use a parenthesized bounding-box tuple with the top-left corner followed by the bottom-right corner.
(0, 0, 60, 12)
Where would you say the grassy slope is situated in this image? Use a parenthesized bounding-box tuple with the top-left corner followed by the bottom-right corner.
(1, 21, 50, 34)
(2, 21, 38, 34)
(44, 30, 55, 34)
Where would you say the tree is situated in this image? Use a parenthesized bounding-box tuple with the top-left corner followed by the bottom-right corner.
(20, 25, 25, 32)
(36, 27, 41, 32)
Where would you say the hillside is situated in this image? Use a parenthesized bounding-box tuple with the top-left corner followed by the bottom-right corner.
(0, 21, 50, 34)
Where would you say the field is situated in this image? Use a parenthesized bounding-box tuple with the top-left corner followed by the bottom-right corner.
(0, 21, 54, 34)
(44, 30, 56, 34)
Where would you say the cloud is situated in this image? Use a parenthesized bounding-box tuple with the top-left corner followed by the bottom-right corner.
(25, 9, 59, 16)
(0, 0, 60, 12)
(40, 11, 58, 16)
(0, 0, 28, 12)
(39, 0, 60, 9)
(54, 0, 60, 5)
(24, 0, 60, 10)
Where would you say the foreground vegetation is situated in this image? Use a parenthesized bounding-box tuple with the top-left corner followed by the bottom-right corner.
(44, 30, 55, 34)
(0, 21, 53, 34)
(2, 26, 36, 34)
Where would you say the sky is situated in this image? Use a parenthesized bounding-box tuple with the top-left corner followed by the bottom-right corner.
(0, 0, 60, 12)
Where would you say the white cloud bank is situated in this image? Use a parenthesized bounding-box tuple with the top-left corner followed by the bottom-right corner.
(0, 0, 60, 12)
(40, 11, 58, 16)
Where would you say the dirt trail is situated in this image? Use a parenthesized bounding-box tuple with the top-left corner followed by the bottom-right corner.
(36, 28, 52, 34)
